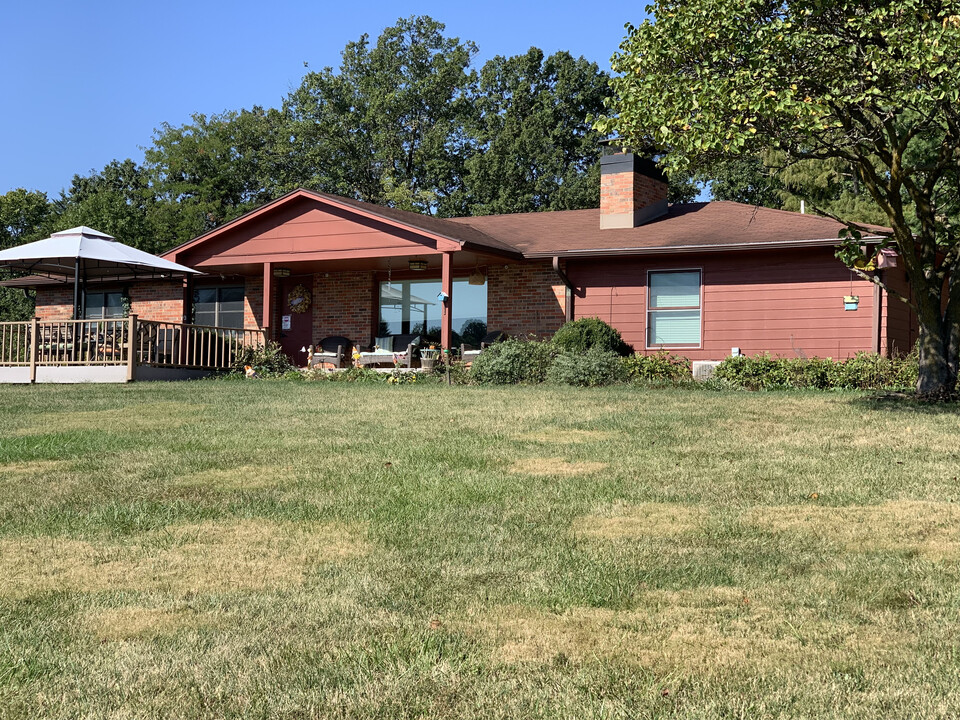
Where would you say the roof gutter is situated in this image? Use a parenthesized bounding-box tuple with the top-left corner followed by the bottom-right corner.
(525, 235, 886, 259)
(552, 256, 575, 322)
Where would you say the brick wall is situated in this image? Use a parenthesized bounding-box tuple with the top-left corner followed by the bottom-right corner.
(244, 276, 264, 329)
(35, 281, 184, 321)
(311, 271, 374, 344)
(34, 287, 74, 320)
(128, 281, 185, 322)
(487, 262, 566, 338)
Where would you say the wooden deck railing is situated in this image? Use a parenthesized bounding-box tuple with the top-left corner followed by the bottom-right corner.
(0, 316, 265, 379)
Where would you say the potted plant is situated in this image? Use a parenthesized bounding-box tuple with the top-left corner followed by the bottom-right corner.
(419, 346, 439, 371)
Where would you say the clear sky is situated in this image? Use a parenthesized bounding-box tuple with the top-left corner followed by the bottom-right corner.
(2, 1, 649, 198)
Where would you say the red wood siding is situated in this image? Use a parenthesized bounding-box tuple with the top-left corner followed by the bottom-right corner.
(880, 266, 918, 357)
(177, 196, 455, 268)
(567, 248, 882, 360)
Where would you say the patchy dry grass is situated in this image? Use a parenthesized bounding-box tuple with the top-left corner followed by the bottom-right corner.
(172, 465, 295, 490)
(1, 382, 960, 718)
(0, 519, 368, 597)
(573, 502, 708, 539)
(85, 606, 213, 642)
(509, 457, 609, 476)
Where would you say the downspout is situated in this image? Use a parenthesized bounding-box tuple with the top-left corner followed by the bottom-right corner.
(552, 256, 574, 323)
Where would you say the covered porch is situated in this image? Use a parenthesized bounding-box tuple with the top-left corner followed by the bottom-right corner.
(163, 189, 523, 363)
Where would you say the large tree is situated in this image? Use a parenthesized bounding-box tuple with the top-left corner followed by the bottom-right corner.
(598, 0, 960, 399)
(0, 189, 56, 320)
(283, 15, 478, 216)
(144, 108, 284, 246)
(464, 49, 609, 215)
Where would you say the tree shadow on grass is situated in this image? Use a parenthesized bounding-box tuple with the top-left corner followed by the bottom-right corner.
(847, 391, 960, 417)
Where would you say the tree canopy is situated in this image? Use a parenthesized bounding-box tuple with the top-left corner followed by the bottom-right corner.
(0, 15, 617, 320)
(598, 0, 960, 398)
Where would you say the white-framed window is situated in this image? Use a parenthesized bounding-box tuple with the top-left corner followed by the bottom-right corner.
(84, 290, 126, 320)
(647, 270, 702, 347)
(193, 286, 245, 328)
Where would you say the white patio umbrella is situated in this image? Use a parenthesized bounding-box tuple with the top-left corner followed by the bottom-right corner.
(0, 226, 200, 319)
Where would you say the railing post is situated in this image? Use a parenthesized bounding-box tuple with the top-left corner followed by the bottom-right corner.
(29, 317, 38, 383)
(126, 314, 138, 382)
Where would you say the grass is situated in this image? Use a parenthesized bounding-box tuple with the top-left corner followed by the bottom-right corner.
(1, 380, 959, 718)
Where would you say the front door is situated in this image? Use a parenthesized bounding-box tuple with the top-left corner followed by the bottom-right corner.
(278, 276, 314, 364)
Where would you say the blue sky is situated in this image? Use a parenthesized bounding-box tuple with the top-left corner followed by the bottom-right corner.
(2, 1, 649, 198)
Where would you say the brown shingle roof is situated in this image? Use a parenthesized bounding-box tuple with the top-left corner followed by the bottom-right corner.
(447, 201, 886, 257)
(311, 191, 523, 257)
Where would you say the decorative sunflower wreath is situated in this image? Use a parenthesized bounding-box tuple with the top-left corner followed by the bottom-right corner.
(287, 284, 311, 314)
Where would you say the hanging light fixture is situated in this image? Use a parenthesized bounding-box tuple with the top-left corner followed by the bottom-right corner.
(273, 267, 292, 278)
(408, 258, 428, 271)
(468, 266, 486, 286)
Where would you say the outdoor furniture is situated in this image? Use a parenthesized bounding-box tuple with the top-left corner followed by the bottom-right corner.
(308, 335, 352, 369)
(358, 334, 420, 368)
(461, 330, 506, 364)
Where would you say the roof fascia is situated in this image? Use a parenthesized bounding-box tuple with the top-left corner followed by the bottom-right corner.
(523, 235, 884, 259)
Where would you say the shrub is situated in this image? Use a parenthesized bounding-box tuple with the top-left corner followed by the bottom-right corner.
(714, 352, 919, 391)
(548, 348, 628, 387)
(230, 342, 294, 377)
(305, 366, 386, 383)
(550, 318, 633, 356)
(470, 338, 558, 384)
(622, 351, 692, 383)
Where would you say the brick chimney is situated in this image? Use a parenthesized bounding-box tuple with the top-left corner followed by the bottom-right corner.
(600, 145, 668, 229)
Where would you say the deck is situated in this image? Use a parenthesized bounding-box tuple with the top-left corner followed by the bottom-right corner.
(0, 316, 264, 383)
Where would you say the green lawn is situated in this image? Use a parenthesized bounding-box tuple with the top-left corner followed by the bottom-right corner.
(1, 380, 960, 718)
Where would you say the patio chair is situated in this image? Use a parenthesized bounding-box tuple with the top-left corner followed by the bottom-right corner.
(308, 336, 352, 369)
(358, 334, 420, 368)
(460, 330, 506, 364)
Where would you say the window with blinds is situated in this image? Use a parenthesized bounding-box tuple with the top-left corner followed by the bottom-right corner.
(193, 286, 245, 328)
(647, 270, 701, 347)
(84, 291, 125, 319)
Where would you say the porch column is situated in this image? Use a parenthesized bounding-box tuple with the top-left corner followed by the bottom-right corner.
(181, 276, 193, 324)
(440, 252, 453, 350)
(263, 262, 273, 341)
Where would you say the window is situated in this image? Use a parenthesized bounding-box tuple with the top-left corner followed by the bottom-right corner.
(378, 279, 487, 342)
(84, 291, 125, 319)
(647, 270, 701, 347)
(193, 286, 245, 328)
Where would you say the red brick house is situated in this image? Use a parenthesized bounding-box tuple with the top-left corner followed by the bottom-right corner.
(28, 148, 917, 364)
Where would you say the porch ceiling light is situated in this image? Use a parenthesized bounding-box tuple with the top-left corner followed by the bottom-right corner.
(273, 267, 292, 278)
(408, 259, 428, 271)
(468, 269, 486, 286)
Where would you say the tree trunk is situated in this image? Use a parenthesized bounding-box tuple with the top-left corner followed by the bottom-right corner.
(917, 320, 959, 401)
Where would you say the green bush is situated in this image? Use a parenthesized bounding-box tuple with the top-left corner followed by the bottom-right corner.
(230, 342, 295, 377)
(548, 348, 628, 387)
(550, 318, 633, 356)
(714, 352, 918, 390)
(304, 366, 386, 383)
(471, 338, 558, 384)
(622, 351, 692, 383)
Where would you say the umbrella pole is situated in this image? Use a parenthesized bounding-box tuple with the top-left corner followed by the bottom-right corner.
(72, 257, 80, 320)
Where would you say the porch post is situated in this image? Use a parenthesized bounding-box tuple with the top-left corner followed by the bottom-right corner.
(263, 262, 273, 341)
(440, 252, 453, 350)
